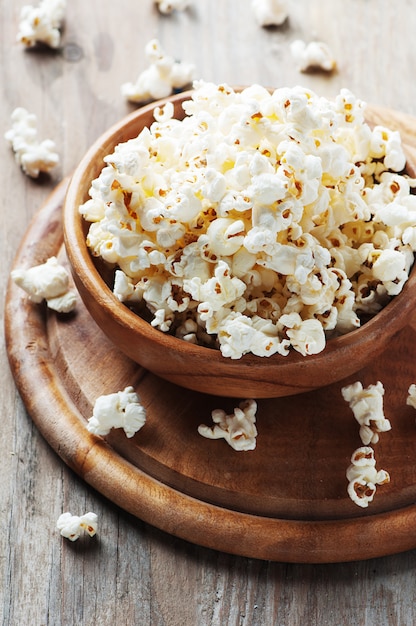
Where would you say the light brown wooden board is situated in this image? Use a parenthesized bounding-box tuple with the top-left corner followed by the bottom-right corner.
(5, 107, 416, 563)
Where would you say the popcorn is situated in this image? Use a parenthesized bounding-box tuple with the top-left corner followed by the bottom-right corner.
(279, 313, 325, 356)
(11, 256, 77, 313)
(341, 381, 391, 445)
(346, 447, 390, 508)
(87, 386, 146, 438)
(290, 39, 336, 73)
(57, 511, 98, 541)
(406, 384, 416, 410)
(251, 0, 289, 26)
(5, 108, 59, 178)
(214, 312, 290, 359)
(121, 39, 195, 104)
(17, 0, 66, 49)
(370, 126, 406, 172)
(154, 0, 191, 13)
(198, 399, 258, 451)
(80, 82, 416, 359)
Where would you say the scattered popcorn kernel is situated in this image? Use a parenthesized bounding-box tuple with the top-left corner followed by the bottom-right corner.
(154, 0, 191, 13)
(251, 0, 289, 26)
(290, 39, 336, 73)
(80, 82, 416, 359)
(17, 0, 66, 49)
(45, 290, 77, 313)
(57, 511, 98, 541)
(5, 107, 59, 178)
(11, 256, 76, 313)
(346, 446, 390, 508)
(87, 386, 146, 438)
(406, 384, 416, 410)
(121, 38, 195, 104)
(198, 399, 258, 451)
(341, 381, 391, 445)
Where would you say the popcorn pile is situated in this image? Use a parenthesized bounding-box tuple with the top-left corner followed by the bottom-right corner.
(80, 82, 416, 360)
(5, 107, 60, 178)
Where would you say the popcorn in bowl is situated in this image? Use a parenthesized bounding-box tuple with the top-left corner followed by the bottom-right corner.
(79, 82, 416, 360)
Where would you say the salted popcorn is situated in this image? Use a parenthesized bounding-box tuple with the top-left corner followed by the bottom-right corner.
(251, 0, 289, 26)
(17, 0, 66, 49)
(341, 381, 391, 445)
(57, 511, 98, 541)
(406, 384, 416, 414)
(290, 39, 336, 73)
(121, 39, 195, 104)
(11, 256, 76, 313)
(154, 0, 191, 13)
(346, 446, 390, 508)
(198, 399, 258, 451)
(5, 107, 59, 178)
(87, 386, 146, 438)
(80, 82, 416, 359)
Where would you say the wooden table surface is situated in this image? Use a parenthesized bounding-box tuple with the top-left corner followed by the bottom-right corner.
(2, 1, 416, 624)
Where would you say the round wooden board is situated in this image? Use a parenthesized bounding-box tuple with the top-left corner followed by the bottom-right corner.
(5, 107, 416, 564)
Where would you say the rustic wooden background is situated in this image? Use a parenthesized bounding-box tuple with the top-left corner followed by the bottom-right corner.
(2, 0, 416, 624)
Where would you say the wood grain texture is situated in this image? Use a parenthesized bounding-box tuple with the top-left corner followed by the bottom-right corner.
(2, 0, 416, 624)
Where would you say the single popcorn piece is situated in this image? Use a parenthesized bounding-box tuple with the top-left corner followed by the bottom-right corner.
(290, 39, 336, 73)
(154, 0, 191, 13)
(17, 0, 66, 49)
(251, 0, 289, 26)
(5, 107, 59, 178)
(279, 313, 325, 356)
(198, 399, 258, 451)
(341, 381, 391, 445)
(346, 446, 390, 508)
(121, 38, 195, 104)
(406, 384, 416, 410)
(87, 386, 146, 438)
(57, 511, 98, 541)
(80, 82, 416, 359)
(11, 256, 77, 313)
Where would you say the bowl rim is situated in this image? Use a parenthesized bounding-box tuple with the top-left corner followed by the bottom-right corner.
(63, 90, 416, 368)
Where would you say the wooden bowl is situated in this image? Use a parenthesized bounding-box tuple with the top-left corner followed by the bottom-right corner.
(63, 91, 416, 398)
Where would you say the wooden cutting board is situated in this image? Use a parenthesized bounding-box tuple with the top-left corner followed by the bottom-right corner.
(5, 106, 416, 563)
